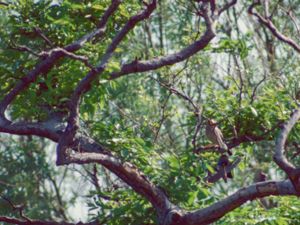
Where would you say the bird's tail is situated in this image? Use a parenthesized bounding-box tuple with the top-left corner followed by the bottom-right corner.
(222, 167, 227, 183)
(227, 171, 233, 179)
(219, 142, 228, 153)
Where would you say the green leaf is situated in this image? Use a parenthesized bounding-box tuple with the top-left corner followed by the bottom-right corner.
(250, 106, 258, 117)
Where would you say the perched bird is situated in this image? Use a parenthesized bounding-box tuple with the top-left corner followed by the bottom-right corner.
(254, 170, 275, 209)
(206, 119, 229, 154)
(254, 170, 267, 183)
(217, 154, 233, 183)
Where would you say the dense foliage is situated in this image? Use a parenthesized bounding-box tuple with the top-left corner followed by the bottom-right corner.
(0, 0, 300, 225)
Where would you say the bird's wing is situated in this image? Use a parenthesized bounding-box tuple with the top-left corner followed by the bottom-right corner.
(215, 126, 224, 139)
(214, 127, 224, 144)
(206, 125, 217, 143)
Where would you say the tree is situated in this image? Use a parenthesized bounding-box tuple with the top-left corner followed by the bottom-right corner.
(0, 0, 300, 224)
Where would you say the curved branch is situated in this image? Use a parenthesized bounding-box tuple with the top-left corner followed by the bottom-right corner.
(0, 2, 8, 6)
(205, 157, 241, 183)
(1, 114, 300, 225)
(66, 0, 122, 51)
(66, 152, 173, 217)
(57, 0, 157, 165)
(0, 116, 61, 141)
(218, 0, 237, 16)
(194, 132, 273, 154)
(108, 0, 238, 81)
(0, 52, 63, 117)
(4, 2, 298, 225)
(0, 115, 109, 155)
(181, 180, 296, 225)
(0, 116, 173, 221)
(0, 216, 100, 225)
(248, 1, 300, 53)
(274, 107, 300, 193)
(109, 25, 215, 80)
(1, 118, 175, 222)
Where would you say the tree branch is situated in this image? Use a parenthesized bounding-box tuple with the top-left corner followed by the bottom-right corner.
(0, 216, 101, 225)
(8, 44, 41, 57)
(56, 0, 157, 165)
(40, 48, 94, 69)
(248, 1, 300, 53)
(109, 22, 215, 79)
(0, 116, 174, 221)
(194, 132, 274, 154)
(205, 157, 241, 183)
(181, 180, 296, 225)
(65, 152, 174, 217)
(274, 107, 300, 193)
(218, 0, 237, 16)
(0, 0, 120, 117)
(3, 2, 295, 225)
(34, 27, 54, 47)
(0, 1, 8, 6)
(1, 112, 299, 225)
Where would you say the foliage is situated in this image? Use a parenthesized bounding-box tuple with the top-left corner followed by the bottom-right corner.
(0, 0, 300, 225)
(0, 136, 68, 219)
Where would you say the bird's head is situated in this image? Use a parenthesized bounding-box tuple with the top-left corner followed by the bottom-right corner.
(207, 119, 217, 126)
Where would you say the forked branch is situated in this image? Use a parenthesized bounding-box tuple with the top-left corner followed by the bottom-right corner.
(248, 1, 300, 53)
(56, 0, 157, 165)
(0, 0, 121, 118)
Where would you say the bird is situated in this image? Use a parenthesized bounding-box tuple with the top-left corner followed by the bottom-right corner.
(217, 154, 233, 183)
(205, 119, 230, 154)
(254, 170, 276, 209)
(254, 170, 267, 183)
